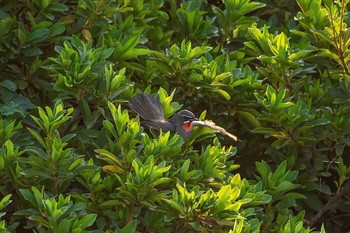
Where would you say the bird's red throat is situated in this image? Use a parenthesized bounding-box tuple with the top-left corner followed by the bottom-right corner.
(182, 122, 192, 131)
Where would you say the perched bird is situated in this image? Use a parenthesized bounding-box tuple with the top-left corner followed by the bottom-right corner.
(129, 93, 237, 141)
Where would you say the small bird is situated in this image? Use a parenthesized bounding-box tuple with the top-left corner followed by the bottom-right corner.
(129, 93, 237, 141)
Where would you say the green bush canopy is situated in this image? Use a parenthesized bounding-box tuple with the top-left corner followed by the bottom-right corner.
(1, 0, 350, 232)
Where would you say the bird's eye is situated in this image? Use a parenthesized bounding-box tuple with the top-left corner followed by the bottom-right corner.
(184, 116, 194, 121)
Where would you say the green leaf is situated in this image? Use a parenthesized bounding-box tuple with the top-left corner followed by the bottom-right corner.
(68, 158, 83, 170)
(255, 161, 270, 176)
(213, 89, 231, 100)
(237, 110, 261, 129)
(163, 199, 185, 215)
(120, 48, 151, 60)
(24, 47, 43, 57)
(231, 219, 244, 233)
(266, 86, 276, 105)
(289, 49, 314, 61)
(95, 149, 122, 167)
(50, 23, 65, 36)
(0, 194, 12, 211)
(180, 159, 191, 177)
(27, 128, 46, 148)
(77, 214, 97, 228)
(117, 220, 137, 233)
(278, 192, 305, 200)
(271, 138, 290, 149)
(240, 2, 265, 14)
(310, 118, 330, 126)
(312, 29, 332, 44)
(275, 32, 289, 53)
(19, 189, 36, 207)
(251, 127, 280, 135)
(99, 200, 123, 207)
(17, 28, 27, 44)
(27, 28, 50, 42)
(272, 161, 287, 181)
(0, 16, 16, 35)
(57, 219, 71, 233)
(50, 2, 69, 12)
(1, 80, 16, 91)
(275, 89, 286, 106)
(80, 0, 95, 11)
(275, 181, 296, 194)
(100, 48, 115, 60)
(123, 35, 140, 52)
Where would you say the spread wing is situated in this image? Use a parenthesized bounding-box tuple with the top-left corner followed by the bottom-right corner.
(191, 120, 238, 141)
(129, 93, 165, 121)
(129, 93, 175, 132)
(142, 120, 175, 132)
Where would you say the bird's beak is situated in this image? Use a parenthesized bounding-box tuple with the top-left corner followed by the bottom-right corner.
(192, 117, 199, 122)
(184, 118, 198, 124)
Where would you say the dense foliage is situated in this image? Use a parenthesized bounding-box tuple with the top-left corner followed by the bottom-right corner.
(1, 0, 350, 232)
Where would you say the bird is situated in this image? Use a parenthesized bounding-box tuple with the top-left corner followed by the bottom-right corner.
(128, 93, 237, 141)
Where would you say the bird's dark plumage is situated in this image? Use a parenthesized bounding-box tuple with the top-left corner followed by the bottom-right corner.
(129, 93, 237, 141)
(129, 93, 175, 132)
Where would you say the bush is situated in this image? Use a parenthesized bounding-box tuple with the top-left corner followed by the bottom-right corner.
(1, 0, 350, 232)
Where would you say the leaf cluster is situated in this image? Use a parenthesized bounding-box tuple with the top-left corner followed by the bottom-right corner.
(1, 0, 350, 232)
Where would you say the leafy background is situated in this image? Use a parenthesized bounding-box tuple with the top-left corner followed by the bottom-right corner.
(0, 0, 350, 232)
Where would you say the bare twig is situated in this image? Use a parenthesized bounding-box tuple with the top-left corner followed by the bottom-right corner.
(311, 173, 350, 227)
(192, 120, 238, 141)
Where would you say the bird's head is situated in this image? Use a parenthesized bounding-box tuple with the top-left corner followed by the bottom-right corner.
(170, 109, 198, 131)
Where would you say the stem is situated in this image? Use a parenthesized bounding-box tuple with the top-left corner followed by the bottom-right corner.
(329, 0, 350, 75)
(338, 0, 350, 75)
(261, 202, 273, 233)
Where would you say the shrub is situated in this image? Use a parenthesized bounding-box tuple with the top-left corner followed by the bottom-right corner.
(1, 0, 350, 232)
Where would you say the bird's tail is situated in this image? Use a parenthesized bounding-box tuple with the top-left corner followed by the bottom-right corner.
(129, 93, 165, 122)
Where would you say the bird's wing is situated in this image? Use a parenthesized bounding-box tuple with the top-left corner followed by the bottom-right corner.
(129, 93, 176, 132)
(191, 120, 238, 141)
(143, 120, 175, 132)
